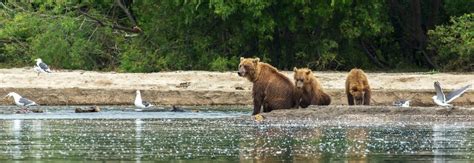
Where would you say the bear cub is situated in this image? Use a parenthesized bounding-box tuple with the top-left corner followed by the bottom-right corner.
(345, 68, 371, 105)
(293, 67, 331, 108)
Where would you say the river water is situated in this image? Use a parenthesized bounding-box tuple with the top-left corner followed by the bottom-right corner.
(0, 106, 472, 162)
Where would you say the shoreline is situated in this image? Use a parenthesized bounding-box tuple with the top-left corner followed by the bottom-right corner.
(251, 105, 474, 124)
(0, 105, 472, 122)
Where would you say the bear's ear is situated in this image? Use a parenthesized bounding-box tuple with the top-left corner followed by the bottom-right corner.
(253, 57, 260, 63)
(293, 67, 298, 72)
(305, 70, 311, 75)
(240, 57, 244, 62)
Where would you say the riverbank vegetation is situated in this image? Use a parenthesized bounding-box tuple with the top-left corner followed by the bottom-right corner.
(0, 1, 472, 72)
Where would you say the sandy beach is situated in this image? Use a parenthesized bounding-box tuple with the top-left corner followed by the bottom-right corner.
(0, 68, 472, 106)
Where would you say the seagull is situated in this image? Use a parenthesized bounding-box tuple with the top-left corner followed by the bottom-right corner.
(134, 90, 153, 108)
(5, 92, 38, 107)
(393, 99, 410, 108)
(432, 81, 471, 107)
(34, 58, 51, 75)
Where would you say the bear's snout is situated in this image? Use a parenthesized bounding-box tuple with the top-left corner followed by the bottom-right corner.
(354, 96, 364, 105)
(238, 66, 246, 77)
(296, 81, 304, 88)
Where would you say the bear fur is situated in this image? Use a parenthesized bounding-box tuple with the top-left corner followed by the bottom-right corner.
(345, 68, 371, 105)
(293, 67, 331, 107)
(238, 57, 298, 115)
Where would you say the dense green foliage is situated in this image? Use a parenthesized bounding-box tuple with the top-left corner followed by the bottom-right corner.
(0, 1, 472, 72)
(428, 13, 473, 71)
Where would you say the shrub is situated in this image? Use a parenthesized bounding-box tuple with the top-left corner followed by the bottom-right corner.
(428, 13, 473, 71)
(209, 56, 239, 71)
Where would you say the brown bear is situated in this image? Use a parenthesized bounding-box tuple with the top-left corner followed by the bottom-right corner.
(293, 67, 331, 108)
(238, 57, 298, 115)
(345, 68, 371, 105)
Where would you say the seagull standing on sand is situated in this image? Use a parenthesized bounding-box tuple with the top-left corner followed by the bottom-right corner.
(5, 92, 38, 107)
(432, 81, 471, 107)
(34, 58, 51, 75)
(393, 99, 410, 108)
(134, 90, 153, 108)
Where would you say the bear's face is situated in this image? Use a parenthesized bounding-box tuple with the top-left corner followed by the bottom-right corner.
(238, 57, 259, 79)
(293, 67, 312, 88)
(350, 86, 365, 105)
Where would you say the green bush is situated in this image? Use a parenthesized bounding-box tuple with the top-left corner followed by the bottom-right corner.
(0, 13, 41, 67)
(209, 56, 238, 71)
(428, 13, 474, 71)
(0, 9, 118, 70)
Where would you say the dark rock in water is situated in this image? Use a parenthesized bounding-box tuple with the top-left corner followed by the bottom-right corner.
(15, 108, 44, 114)
(31, 108, 44, 113)
(171, 105, 186, 112)
(74, 108, 84, 113)
(16, 108, 31, 114)
(136, 108, 167, 112)
(75, 106, 101, 113)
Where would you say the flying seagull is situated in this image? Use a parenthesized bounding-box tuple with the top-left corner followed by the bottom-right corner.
(5, 92, 38, 107)
(134, 90, 153, 108)
(432, 81, 471, 107)
(393, 99, 410, 108)
(34, 58, 51, 75)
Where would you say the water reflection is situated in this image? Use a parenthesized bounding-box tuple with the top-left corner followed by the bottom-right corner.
(433, 124, 472, 163)
(0, 117, 472, 162)
(12, 119, 22, 160)
(346, 128, 368, 162)
(135, 119, 143, 162)
(32, 120, 42, 159)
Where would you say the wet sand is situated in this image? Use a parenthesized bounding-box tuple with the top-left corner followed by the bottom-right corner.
(256, 105, 474, 124)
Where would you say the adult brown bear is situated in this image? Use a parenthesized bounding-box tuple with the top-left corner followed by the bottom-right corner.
(293, 67, 331, 108)
(238, 57, 298, 115)
(345, 68, 371, 105)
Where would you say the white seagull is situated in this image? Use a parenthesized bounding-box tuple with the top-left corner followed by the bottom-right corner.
(134, 90, 153, 108)
(5, 92, 38, 107)
(393, 99, 410, 108)
(34, 58, 51, 75)
(432, 81, 471, 107)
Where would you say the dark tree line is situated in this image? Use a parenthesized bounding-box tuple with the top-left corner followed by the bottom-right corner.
(0, 0, 472, 72)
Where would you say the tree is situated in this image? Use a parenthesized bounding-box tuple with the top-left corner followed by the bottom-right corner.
(428, 13, 473, 71)
(0, 1, 472, 72)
